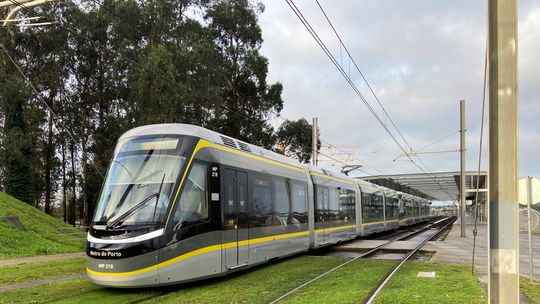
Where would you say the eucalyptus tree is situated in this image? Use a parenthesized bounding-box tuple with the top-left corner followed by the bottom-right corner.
(205, 0, 283, 149)
(0, 24, 37, 206)
(277, 118, 319, 164)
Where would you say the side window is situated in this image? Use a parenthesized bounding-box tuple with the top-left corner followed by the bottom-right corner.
(251, 175, 273, 227)
(338, 189, 355, 221)
(348, 190, 356, 220)
(292, 182, 308, 224)
(274, 179, 291, 226)
(316, 186, 324, 222)
(329, 188, 339, 221)
(173, 162, 208, 225)
(370, 193, 378, 219)
(274, 180, 290, 215)
(362, 193, 370, 221)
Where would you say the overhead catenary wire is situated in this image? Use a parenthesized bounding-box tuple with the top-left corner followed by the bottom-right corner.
(288, 0, 453, 198)
(81, 0, 395, 180)
(415, 131, 460, 153)
(318, 151, 374, 176)
(7, 0, 440, 188)
(0, 41, 105, 178)
(314, 0, 460, 198)
(269, 109, 386, 175)
(2, 0, 281, 153)
(315, 0, 415, 153)
(472, 29, 489, 276)
(3, 0, 329, 174)
(285, 0, 453, 199)
(319, 138, 387, 175)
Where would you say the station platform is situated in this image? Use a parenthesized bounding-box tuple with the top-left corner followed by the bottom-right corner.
(431, 223, 540, 283)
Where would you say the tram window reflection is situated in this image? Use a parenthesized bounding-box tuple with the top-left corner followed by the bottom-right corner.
(173, 162, 208, 225)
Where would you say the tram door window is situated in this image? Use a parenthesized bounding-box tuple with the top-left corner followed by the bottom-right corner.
(274, 180, 290, 225)
(315, 186, 330, 243)
(292, 182, 308, 224)
(223, 169, 248, 269)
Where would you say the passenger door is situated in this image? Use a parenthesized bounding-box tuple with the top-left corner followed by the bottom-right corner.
(316, 186, 330, 244)
(223, 169, 249, 269)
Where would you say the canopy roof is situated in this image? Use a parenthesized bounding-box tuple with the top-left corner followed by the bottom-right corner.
(358, 171, 487, 201)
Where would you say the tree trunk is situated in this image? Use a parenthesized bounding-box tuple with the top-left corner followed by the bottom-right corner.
(69, 141, 77, 226)
(44, 110, 53, 214)
(81, 127, 88, 227)
(61, 131, 67, 222)
(80, 114, 90, 227)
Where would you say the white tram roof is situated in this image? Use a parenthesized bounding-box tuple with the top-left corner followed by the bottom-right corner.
(120, 124, 304, 170)
(355, 178, 383, 193)
(306, 165, 354, 182)
(119, 124, 435, 203)
(383, 188, 399, 198)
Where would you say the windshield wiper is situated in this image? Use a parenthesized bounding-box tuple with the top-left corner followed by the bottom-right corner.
(106, 193, 159, 229)
(107, 174, 166, 230)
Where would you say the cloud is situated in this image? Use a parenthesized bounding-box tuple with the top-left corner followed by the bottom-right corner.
(260, 0, 540, 179)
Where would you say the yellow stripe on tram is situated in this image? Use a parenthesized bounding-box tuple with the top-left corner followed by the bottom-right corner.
(87, 230, 310, 277)
(314, 224, 356, 234)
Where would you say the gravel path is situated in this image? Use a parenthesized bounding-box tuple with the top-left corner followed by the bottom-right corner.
(0, 272, 86, 292)
(0, 252, 85, 267)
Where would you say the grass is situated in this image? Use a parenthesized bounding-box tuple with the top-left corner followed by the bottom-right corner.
(0, 192, 84, 258)
(0, 256, 491, 304)
(521, 277, 540, 304)
(2, 256, 520, 304)
(0, 255, 347, 304)
(0, 258, 85, 285)
(374, 261, 487, 304)
(146, 256, 348, 304)
(282, 259, 395, 303)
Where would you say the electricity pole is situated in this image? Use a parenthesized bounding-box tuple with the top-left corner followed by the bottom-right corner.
(312, 117, 318, 166)
(488, 0, 519, 302)
(460, 99, 466, 237)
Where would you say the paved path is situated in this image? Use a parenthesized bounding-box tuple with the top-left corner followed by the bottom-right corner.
(0, 252, 85, 267)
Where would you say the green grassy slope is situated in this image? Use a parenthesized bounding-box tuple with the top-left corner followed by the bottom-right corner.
(0, 192, 85, 259)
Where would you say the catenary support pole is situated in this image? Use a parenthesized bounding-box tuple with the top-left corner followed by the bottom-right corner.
(460, 99, 466, 237)
(488, 0, 519, 302)
(312, 117, 318, 166)
(527, 176, 533, 282)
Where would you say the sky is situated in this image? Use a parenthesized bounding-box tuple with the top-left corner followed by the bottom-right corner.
(257, 1, 540, 183)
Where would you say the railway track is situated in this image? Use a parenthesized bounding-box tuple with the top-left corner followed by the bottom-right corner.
(362, 216, 456, 304)
(268, 216, 456, 304)
(129, 217, 455, 304)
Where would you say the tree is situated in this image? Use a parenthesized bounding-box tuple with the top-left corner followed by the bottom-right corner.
(0, 72, 36, 204)
(0, 0, 299, 225)
(205, 0, 283, 148)
(0, 24, 38, 204)
(277, 118, 319, 164)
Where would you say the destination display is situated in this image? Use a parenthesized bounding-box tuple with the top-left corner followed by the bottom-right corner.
(121, 138, 179, 152)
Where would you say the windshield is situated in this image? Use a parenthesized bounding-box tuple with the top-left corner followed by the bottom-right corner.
(92, 136, 188, 227)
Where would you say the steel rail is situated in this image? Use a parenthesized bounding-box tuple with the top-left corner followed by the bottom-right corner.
(363, 217, 456, 304)
(268, 217, 449, 304)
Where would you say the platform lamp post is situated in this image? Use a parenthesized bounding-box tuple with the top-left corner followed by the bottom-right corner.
(488, 0, 519, 302)
(526, 177, 534, 282)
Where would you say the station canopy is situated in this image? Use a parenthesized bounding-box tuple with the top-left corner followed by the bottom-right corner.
(358, 171, 487, 202)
